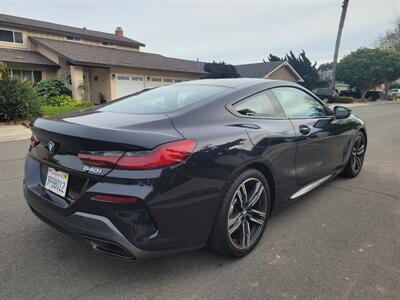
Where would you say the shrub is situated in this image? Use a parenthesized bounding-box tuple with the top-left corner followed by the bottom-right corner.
(0, 65, 42, 121)
(335, 96, 355, 103)
(74, 101, 93, 108)
(41, 105, 92, 116)
(34, 79, 72, 103)
(48, 95, 77, 106)
(43, 94, 93, 107)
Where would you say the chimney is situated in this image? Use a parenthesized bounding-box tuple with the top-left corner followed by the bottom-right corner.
(115, 27, 124, 37)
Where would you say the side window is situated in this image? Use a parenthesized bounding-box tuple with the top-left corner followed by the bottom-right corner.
(271, 87, 327, 118)
(234, 91, 285, 117)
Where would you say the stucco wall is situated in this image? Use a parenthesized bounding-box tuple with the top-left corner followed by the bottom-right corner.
(86, 67, 111, 104)
(267, 66, 299, 82)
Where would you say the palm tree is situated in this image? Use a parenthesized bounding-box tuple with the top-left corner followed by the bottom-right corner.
(331, 0, 350, 89)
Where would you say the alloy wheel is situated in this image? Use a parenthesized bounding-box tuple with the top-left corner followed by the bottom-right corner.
(351, 134, 366, 173)
(227, 178, 267, 250)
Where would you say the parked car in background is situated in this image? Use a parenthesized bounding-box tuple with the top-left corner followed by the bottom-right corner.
(339, 88, 383, 101)
(365, 91, 383, 101)
(388, 88, 400, 98)
(312, 88, 338, 103)
(339, 88, 361, 99)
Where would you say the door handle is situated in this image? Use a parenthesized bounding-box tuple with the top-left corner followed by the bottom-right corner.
(299, 125, 311, 135)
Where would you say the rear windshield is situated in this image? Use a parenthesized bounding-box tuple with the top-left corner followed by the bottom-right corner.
(99, 84, 230, 114)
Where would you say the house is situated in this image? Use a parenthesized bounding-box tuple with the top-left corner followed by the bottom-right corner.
(0, 14, 206, 103)
(182, 59, 304, 83)
(234, 61, 304, 82)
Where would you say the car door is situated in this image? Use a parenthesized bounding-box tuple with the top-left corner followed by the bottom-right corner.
(271, 86, 348, 186)
(231, 90, 299, 200)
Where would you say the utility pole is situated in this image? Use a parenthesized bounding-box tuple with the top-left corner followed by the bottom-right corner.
(331, 0, 349, 89)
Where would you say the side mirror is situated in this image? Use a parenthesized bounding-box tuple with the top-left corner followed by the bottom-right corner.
(334, 106, 351, 119)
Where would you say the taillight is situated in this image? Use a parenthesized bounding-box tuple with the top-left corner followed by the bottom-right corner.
(91, 194, 139, 204)
(117, 139, 196, 170)
(30, 135, 40, 148)
(78, 151, 123, 168)
(79, 139, 196, 170)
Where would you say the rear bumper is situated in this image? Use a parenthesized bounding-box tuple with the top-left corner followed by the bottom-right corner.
(24, 183, 200, 260)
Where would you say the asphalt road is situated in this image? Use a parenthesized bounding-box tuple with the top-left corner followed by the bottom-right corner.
(1, 103, 399, 300)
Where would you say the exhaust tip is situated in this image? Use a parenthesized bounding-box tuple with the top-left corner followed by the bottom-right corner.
(83, 236, 135, 260)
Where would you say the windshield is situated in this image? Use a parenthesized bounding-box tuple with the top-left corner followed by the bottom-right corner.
(99, 84, 230, 114)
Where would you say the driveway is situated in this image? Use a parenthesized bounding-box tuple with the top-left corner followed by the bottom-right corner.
(0, 104, 399, 299)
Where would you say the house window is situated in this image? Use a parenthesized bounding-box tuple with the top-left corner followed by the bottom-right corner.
(10, 69, 42, 83)
(102, 42, 114, 47)
(163, 78, 173, 83)
(0, 29, 23, 44)
(151, 77, 162, 82)
(174, 79, 183, 83)
(66, 36, 80, 42)
(33, 71, 43, 82)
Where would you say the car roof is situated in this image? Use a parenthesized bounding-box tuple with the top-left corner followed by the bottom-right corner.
(179, 78, 285, 89)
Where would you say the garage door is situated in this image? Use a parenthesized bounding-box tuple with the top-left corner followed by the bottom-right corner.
(116, 74, 145, 98)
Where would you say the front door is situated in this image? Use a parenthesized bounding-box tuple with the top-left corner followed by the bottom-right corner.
(271, 86, 348, 186)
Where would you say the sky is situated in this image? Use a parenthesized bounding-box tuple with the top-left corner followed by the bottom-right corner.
(1, 0, 399, 65)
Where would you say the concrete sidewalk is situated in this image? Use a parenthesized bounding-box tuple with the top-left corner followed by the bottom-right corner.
(0, 124, 31, 142)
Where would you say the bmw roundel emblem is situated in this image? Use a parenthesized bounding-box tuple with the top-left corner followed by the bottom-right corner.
(48, 140, 57, 155)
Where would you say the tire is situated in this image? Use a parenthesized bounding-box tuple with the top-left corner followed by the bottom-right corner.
(341, 131, 366, 178)
(208, 169, 271, 257)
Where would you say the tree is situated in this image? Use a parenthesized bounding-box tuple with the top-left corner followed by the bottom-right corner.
(268, 50, 320, 90)
(331, 0, 350, 88)
(0, 63, 42, 121)
(318, 62, 333, 72)
(267, 54, 281, 62)
(203, 61, 240, 79)
(336, 48, 400, 98)
(376, 18, 400, 52)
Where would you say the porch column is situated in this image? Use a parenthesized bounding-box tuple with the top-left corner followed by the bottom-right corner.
(70, 65, 84, 101)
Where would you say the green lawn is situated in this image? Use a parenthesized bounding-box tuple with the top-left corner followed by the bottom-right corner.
(41, 105, 92, 117)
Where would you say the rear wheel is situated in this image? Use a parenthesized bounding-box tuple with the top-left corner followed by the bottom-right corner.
(208, 169, 271, 257)
(341, 131, 366, 178)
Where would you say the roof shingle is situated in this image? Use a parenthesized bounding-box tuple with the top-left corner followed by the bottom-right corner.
(234, 61, 285, 78)
(0, 14, 145, 47)
(0, 48, 58, 67)
(31, 38, 206, 74)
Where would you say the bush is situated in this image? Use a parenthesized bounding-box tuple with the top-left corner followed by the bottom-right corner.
(0, 66, 42, 121)
(74, 101, 93, 108)
(42, 94, 93, 107)
(336, 96, 355, 103)
(34, 79, 71, 103)
(41, 105, 92, 116)
(48, 95, 75, 106)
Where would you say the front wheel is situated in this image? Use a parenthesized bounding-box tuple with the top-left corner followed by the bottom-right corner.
(341, 131, 366, 178)
(208, 169, 271, 257)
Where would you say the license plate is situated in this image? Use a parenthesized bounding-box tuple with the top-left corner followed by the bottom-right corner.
(45, 167, 69, 197)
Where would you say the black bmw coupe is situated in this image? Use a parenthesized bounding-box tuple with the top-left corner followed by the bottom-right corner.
(24, 79, 367, 260)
